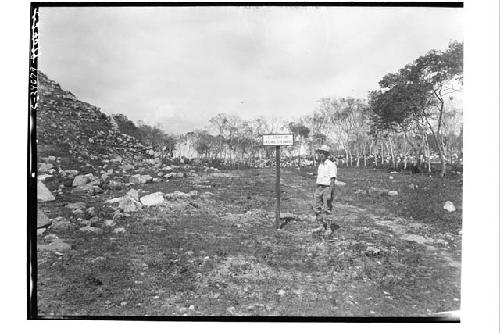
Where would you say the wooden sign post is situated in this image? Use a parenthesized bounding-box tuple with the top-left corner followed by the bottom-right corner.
(262, 134, 294, 229)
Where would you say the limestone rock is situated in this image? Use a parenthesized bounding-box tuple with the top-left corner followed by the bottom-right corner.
(104, 220, 115, 227)
(65, 202, 86, 210)
(38, 181, 55, 202)
(119, 196, 141, 212)
(113, 227, 126, 234)
(443, 201, 456, 212)
(108, 179, 124, 190)
(72, 174, 93, 187)
(37, 209, 51, 228)
(38, 238, 71, 252)
(50, 217, 71, 231)
(37, 174, 53, 182)
(129, 174, 153, 184)
(140, 192, 165, 206)
(79, 226, 103, 234)
(126, 188, 139, 201)
(165, 191, 191, 200)
(38, 163, 53, 173)
(63, 170, 79, 177)
(368, 187, 387, 195)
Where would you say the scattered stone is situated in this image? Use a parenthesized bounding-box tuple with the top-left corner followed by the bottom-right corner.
(165, 191, 191, 200)
(401, 234, 430, 245)
(86, 207, 96, 216)
(435, 239, 449, 246)
(140, 192, 165, 206)
(108, 180, 124, 190)
(408, 184, 415, 189)
(44, 233, 59, 242)
(72, 208, 85, 215)
(38, 181, 55, 202)
(37, 174, 53, 182)
(113, 227, 126, 234)
(79, 226, 103, 234)
(126, 188, 139, 201)
(72, 174, 93, 187)
(38, 163, 53, 173)
(389, 176, 394, 180)
(38, 238, 71, 252)
(280, 212, 299, 220)
(80, 219, 92, 227)
(106, 197, 122, 204)
(63, 170, 79, 177)
(37, 209, 51, 228)
(122, 164, 134, 171)
(368, 187, 387, 195)
(388, 191, 399, 196)
(366, 246, 381, 255)
(354, 189, 367, 195)
(129, 174, 152, 184)
(443, 201, 456, 212)
(37, 228, 46, 236)
(104, 220, 115, 227)
(50, 217, 71, 231)
(119, 196, 141, 212)
(65, 202, 86, 210)
(210, 173, 233, 178)
(278, 289, 286, 296)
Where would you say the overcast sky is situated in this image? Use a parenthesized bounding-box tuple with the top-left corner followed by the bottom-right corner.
(38, 6, 462, 134)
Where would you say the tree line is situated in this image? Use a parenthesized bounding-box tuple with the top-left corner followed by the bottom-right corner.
(112, 41, 463, 177)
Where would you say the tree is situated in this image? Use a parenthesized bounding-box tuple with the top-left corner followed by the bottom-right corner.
(112, 113, 142, 140)
(370, 41, 463, 176)
(193, 130, 215, 158)
(288, 122, 310, 167)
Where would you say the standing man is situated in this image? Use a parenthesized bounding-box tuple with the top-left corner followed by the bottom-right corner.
(312, 145, 338, 237)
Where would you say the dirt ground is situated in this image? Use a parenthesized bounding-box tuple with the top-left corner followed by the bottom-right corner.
(36, 166, 462, 318)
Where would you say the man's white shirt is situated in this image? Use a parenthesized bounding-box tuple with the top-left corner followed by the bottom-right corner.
(316, 159, 337, 185)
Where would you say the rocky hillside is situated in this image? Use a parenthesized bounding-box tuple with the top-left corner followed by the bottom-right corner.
(35, 72, 210, 237)
(36, 71, 158, 174)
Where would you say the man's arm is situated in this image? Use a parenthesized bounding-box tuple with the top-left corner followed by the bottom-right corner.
(327, 162, 337, 198)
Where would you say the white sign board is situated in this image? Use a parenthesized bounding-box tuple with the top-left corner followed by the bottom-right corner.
(262, 134, 294, 146)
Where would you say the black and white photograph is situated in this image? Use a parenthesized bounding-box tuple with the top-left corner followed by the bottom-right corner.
(19, 1, 495, 324)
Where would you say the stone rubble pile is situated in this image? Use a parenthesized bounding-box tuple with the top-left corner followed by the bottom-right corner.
(35, 71, 219, 252)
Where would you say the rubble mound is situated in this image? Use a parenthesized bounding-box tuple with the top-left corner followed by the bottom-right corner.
(36, 71, 156, 173)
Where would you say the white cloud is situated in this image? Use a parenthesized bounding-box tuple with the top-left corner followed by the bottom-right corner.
(38, 6, 462, 133)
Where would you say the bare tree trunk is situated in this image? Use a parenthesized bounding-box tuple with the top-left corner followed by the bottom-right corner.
(381, 142, 385, 166)
(425, 143, 431, 173)
(363, 144, 367, 168)
(388, 137, 396, 168)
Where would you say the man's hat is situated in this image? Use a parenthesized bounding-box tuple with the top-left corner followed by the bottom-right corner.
(315, 145, 331, 154)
